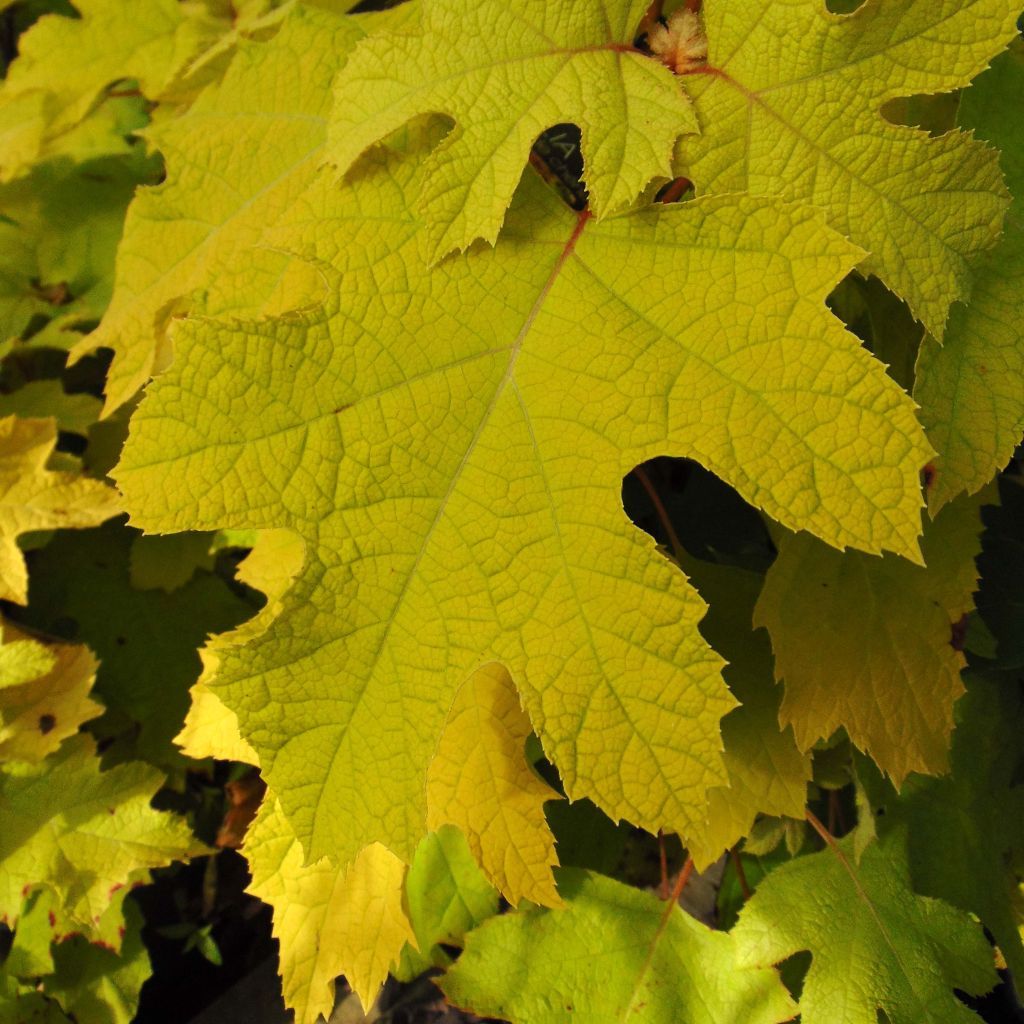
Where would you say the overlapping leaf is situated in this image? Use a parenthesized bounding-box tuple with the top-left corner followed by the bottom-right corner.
(443, 868, 796, 1023)
(679, 0, 1019, 336)
(328, 0, 696, 259)
(754, 488, 989, 782)
(914, 40, 1024, 511)
(734, 832, 998, 1024)
(116, 112, 931, 872)
(426, 662, 561, 907)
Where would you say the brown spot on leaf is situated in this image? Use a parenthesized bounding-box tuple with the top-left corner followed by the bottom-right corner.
(950, 613, 969, 651)
(38, 713, 56, 734)
(48, 911, 57, 927)
(922, 462, 938, 490)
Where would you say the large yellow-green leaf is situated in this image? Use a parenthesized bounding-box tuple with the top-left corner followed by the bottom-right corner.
(679, 0, 1019, 337)
(0, 734, 204, 941)
(83, 4, 369, 414)
(442, 868, 796, 1024)
(328, 0, 695, 260)
(0, 417, 120, 604)
(914, 41, 1024, 512)
(734, 832, 998, 1024)
(0, 621, 100, 764)
(115, 123, 931, 870)
(754, 489, 989, 783)
(426, 663, 561, 907)
(244, 796, 413, 1021)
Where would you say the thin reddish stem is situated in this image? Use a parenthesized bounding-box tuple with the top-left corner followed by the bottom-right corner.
(658, 830, 670, 899)
(806, 808, 838, 849)
(658, 177, 692, 204)
(730, 847, 751, 900)
(633, 465, 685, 563)
(668, 856, 694, 903)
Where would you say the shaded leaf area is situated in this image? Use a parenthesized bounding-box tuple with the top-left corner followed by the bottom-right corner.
(859, 672, 1024, 982)
(12, 522, 257, 769)
(975, 474, 1024, 671)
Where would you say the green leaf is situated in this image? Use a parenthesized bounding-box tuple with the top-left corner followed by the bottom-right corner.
(733, 831, 998, 1024)
(914, 40, 1024, 512)
(328, 0, 696, 260)
(116, 112, 932, 869)
(859, 672, 1024, 984)
(398, 825, 499, 979)
(754, 488, 989, 783)
(679, 0, 1019, 337)
(442, 868, 796, 1024)
(0, 733, 204, 942)
(83, 3, 371, 414)
(975, 475, 1024, 671)
(20, 523, 254, 768)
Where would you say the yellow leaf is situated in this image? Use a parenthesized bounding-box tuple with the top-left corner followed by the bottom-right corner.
(427, 663, 561, 908)
(0, 416, 120, 604)
(245, 796, 413, 1021)
(0, 620, 101, 764)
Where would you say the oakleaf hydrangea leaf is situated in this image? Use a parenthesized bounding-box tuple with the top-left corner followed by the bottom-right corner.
(0, 734, 205, 941)
(860, 672, 1024, 983)
(678, 558, 811, 870)
(116, 129, 931, 869)
(244, 796, 414, 1021)
(427, 663, 561, 907)
(914, 40, 1024, 512)
(442, 868, 796, 1024)
(0, 417, 120, 604)
(0, 620, 100, 764)
(754, 489, 989, 783)
(679, 0, 1020, 337)
(85, 3, 370, 414)
(734, 831, 998, 1024)
(328, 0, 696, 260)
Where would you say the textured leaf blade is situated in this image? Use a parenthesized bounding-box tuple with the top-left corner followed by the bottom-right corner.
(116, 121, 931, 869)
(680, 0, 1019, 337)
(442, 868, 796, 1024)
(327, 0, 696, 259)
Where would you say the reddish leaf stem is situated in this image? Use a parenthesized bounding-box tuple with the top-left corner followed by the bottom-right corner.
(658, 829, 670, 899)
(729, 846, 751, 900)
(633, 465, 685, 563)
(668, 856, 694, 903)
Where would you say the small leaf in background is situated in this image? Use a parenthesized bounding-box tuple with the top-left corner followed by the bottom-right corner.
(0, 416, 119, 604)
(0, 620, 100, 763)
